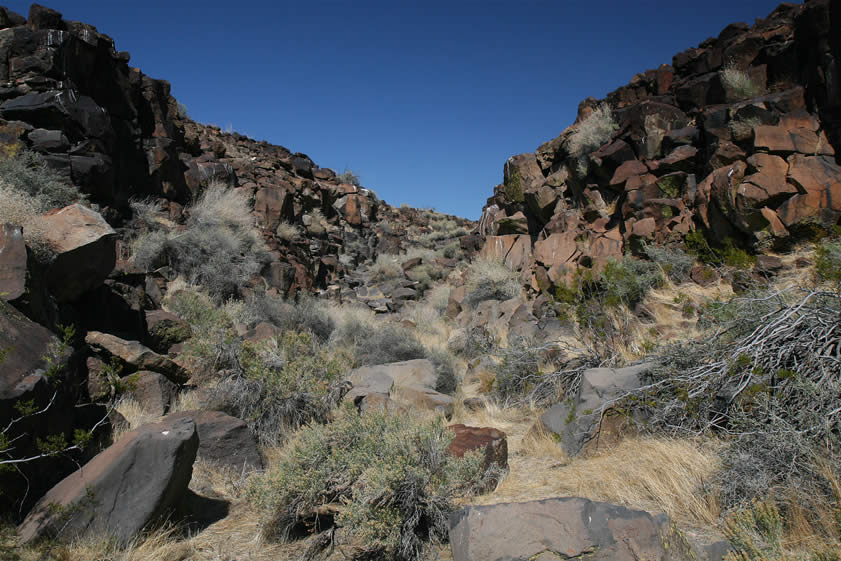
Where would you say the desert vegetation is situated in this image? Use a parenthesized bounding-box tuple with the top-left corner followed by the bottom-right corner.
(720, 64, 765, 101)
(5, 3, 841, 560)
(0, 150, 83, 257)
(131, 182, 271, 299)
(564, 103, 618, 174)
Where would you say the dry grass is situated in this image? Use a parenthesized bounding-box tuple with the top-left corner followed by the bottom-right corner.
(274, 221, 298, 241)
(169, 390, 203, 414)
(368, 253, 404, 280)
(113, 396, 161, 440)
(452, 398, 721, 528)
(0, 181, 52, 256)
(720, 64, 764, 101)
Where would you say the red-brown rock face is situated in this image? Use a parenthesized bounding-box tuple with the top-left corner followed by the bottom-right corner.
(479, 0, 841, 294)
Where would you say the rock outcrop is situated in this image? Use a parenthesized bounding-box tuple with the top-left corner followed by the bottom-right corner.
(479, 0, 841, 293)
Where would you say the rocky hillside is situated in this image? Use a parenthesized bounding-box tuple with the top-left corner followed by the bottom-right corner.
(2, 2, 841, 561)
(478, 0, 839, 291)
(0, 2, 472, 519)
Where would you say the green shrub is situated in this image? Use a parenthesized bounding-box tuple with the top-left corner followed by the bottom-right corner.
(723, 500, 784, 561)
(463, 258, 521, 308)
(600, 256, 663, 309)
(642, 244, 695, 283)
(335, 169, 361, 186)
(720, 240, 756, 269)
(248, 406, 496, 559)
(132, 181, 270, 299)
(165, 287, 242, 375)
(684, 231, 755, 269)
(331, 317, 427, 367)
(213, 331, 351, 443)
(502, 170, 524, 203)
(720, 65, 764, 102)
(815, 240, 841, 283)
(565, 103, 618, 173)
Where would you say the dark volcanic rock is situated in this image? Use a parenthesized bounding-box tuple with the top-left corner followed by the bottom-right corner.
(165, 410, 263, 471)
(0, 223, 26, 301)
(18, 416, 198, 545)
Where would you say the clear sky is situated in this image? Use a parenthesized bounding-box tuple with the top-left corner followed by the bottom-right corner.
(6, 0, 787, 219)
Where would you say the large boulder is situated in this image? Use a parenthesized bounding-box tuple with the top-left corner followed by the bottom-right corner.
(85, 331, 190, 384)
(345, 359, 454, 417)
(540, 363, 651, 457)
(33, 205, 116, 302)
(449, 497, 685, 561)
(165, 410, 263, 471)
(0, 223, 26, 301)
(18, 416, 198, 545)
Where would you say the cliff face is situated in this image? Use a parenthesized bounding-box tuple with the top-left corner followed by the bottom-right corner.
(0, 3, 462, 301)
(479, 0, 841, 291)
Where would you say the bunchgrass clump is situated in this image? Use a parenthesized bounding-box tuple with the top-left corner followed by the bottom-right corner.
(0, 150, 80, 209)
(244, 292, 335, 343)
(369, 253, 405, 281)
(565, 103, 618, 174)
(643, 244, 695, 283)
(720, 64, 764, 102)
(815, 239, 841, 284)
(335, 169, 361, 186)
(248, 406, 497, 560)
(132, 181, 270, 299)
(275, 221, 299, 241)
(330, 315, 427, 366)
(0, 151, 83, 257)
(463, 258, 521, 308)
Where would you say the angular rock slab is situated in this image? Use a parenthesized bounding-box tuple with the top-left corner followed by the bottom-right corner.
(540, 363, 651, 457)
(125, 371, 178, 416)
(18, 416, 198, 545)
(345, 359, 454, 417)
(34, 204, 116, 302)
(165, 410, 264, 471)
(449, 497, 671, 561)
(0, 223, 26, 301)
(447, 424, 508, 475)
(85, 331, 190, 384)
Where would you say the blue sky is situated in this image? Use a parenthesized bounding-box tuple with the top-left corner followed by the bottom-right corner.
(7, 0, 787, 219)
